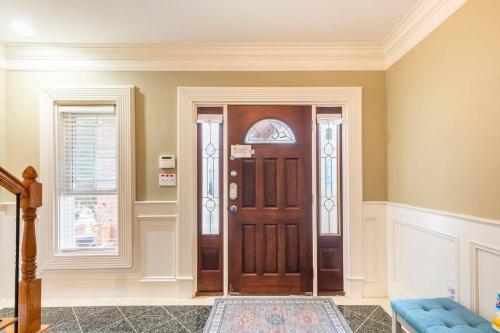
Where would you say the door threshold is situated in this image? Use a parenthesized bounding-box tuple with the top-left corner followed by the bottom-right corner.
(318, 291, 346, 296)
(228, 292, 313, 296)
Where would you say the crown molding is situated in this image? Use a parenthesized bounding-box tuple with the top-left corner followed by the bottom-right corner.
(383, 0, 468, 68)
(5, 42, 385, 71)
(1, 0, 469, 72)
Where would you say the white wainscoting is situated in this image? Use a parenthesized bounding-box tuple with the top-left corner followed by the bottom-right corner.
(0, 201, 197, 306)
(0, 201, 389, 305)
(362, 202, 387, 297)
(2, 199, 497, 311)
(135, 202, 178, 282)
(0, 203, 16, 308)
(387, 202, 500, 320)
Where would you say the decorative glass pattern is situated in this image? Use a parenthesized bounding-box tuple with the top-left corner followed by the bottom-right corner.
(244, 119, 296, 144)
(201, 122, 221, 235)
(319, 121, 340, 234)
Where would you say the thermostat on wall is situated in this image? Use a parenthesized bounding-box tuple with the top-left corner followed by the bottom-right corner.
(159, 154, 176, 169)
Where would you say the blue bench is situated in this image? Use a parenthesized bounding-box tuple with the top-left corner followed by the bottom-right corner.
(391, 298, 496, 333)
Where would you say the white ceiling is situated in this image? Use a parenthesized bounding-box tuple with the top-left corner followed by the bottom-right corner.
(0, 0, 419, 44)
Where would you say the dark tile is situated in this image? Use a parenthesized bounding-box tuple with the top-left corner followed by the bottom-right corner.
(341, 305, 378, 317)
(45, 320, 82, 333)
(338, 308, 366, 331)
(79, 307, 124, 333)
(73, 306, 113, 319)
(119, 306, 158, 318)
(176, 307, 210, 332)
(98, 319, 135, 333)
(369, 307, 391, 327)
(146, 319, 189, 333)
(42, 307, 77, 327)
(0, 307, 14, 317)
(42, 307, 68, 315)
(163, 306, 198, 319)
(128, 307, 173, 332)
(357, 318, 392, 333)
(0, 308, 14, 317)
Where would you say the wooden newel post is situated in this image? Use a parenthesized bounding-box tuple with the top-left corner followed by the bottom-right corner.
(18, 166, 43, 333)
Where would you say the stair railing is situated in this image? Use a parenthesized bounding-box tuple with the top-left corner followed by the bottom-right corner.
(0, 166, 44, 333)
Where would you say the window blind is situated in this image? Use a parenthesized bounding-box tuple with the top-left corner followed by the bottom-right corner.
(57, 105, 119, 252)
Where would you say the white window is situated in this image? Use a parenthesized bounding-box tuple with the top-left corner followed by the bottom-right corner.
(58, 106, 118, 252)
(40, 86, 134, 270)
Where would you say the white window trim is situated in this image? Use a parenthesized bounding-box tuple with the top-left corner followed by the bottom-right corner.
(39, 86, 135, 270)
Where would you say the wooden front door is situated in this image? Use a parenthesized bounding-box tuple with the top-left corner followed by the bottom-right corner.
(228, 105, 313, 294)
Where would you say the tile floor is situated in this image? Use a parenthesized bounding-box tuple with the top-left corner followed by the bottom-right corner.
(0, 303, 391, 333)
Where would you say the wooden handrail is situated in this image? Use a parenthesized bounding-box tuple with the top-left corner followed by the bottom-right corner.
(0, 165, 46, 333)
(0, 166, 27, 197)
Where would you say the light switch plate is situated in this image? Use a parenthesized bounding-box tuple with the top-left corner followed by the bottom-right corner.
(159, 173, 176, 186)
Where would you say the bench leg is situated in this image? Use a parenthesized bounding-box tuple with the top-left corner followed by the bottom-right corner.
(392, 313, 402, 333)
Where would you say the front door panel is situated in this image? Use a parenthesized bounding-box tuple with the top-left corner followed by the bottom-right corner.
(228, 105, 312, 294)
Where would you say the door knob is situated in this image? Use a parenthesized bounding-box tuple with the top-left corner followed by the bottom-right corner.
(230, 205, 238, 213)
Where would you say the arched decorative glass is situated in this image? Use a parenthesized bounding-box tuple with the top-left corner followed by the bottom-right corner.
(244, 119, 296, 144)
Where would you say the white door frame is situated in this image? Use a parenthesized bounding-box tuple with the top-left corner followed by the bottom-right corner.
(177, 87, 364, 298)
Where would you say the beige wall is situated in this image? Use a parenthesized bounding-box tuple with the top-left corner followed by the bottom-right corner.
(5, 71, 387, 201)
(387, 0, 500, 220)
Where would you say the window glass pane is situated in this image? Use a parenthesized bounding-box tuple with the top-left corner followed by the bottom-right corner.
(201, 122, 221, 235)
(58, 109, 118, 251)
(244, 119, 296, 144)
(319, 121, 340, 235)
(59, 194, 118, 250)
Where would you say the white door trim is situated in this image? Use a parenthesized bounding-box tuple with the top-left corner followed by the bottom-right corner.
(177, 87, 364, 297)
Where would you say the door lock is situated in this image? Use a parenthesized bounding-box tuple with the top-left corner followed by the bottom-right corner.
(229, 182, 238, 200)
(230, 205, 238, 213)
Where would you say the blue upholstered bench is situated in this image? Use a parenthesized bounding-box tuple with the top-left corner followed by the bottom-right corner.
(391, 298, 496, 333)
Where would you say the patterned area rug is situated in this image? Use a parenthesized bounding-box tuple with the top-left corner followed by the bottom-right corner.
(204, 297, 353, 333)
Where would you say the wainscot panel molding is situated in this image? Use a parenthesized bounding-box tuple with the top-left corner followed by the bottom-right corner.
(0, 201, 388, 304)
(0, 200, 195, 305)
(5, 199, 497, 306)
(387, 202, 500, 320)
(391, 218, 459, 300)
(470, 241, 500, 320)
(383, 0, 469, 67)
(362, 202, 388, 297)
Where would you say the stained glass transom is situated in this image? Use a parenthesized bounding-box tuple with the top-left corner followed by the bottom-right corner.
(244, 119, 296, 144)
(319, 121, 340, 235)
(201, 122, 220, 235)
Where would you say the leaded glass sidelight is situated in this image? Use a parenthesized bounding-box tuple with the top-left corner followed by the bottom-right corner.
(201, 122, 221, 235)
(244, 119, 296, 144)
(319, 120, 340, 234)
